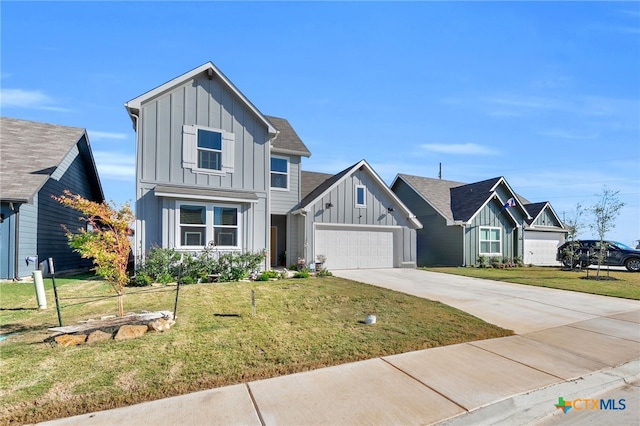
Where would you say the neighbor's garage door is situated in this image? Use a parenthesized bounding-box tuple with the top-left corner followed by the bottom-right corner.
(524, 232, 564, 266)
(315, 226, 396, 270)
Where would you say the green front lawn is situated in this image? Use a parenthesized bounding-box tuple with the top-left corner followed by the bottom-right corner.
(423, 267, 640, 300)
(0, 275, 511, 424)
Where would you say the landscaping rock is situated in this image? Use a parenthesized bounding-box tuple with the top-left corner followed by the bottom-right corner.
(54, 334, 87, 347)
(87, 330, 113, 344)
(114, 325, 148, 341)
(148, 318, 172, 332)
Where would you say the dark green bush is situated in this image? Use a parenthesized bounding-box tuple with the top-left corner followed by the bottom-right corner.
(128, 272, 152, 287)
(255, 272, 270, 281)
(139, 247, 181, 283)
(293, 269, 310, 279)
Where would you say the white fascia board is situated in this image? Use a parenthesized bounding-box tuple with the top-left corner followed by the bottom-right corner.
(467, 194, 519, 227)
(490, 177, 532, 220)
(271, 147, 311, 158)
(124, 62, 277, 135)
(530, 202, 566, 230)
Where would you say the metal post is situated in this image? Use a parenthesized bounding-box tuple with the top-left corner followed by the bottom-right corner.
(173, 257, 183, 319)
(49, 258, 63, 327)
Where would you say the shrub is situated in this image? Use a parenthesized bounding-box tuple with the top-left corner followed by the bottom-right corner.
(128, 272, 152, 287)
(316, 268, 333, 277)
(476, 255, 487, 268)
(293, 269, 310, 279)
(255, 272, 270, 281)
(140, 247, 181, 283)
(179, 275, 197, 285)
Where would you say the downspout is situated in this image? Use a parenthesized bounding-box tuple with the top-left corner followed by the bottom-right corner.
(291, 208, 307, 266)
(130, 113, 142, 266)
(11, 202, 20, 281)
(461, 223, 466, 267)
(266, 131, 279, 267)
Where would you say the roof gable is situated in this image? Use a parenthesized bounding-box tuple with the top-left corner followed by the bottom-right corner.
(124, 62, 277, 135)
(300, 160, 421, 228)
(265, 116, 311, 157)
(524, 201, 565, 228)
(393, 174, 534, 225)
(0, 117, 104, 203)
(450, 177, 502, 222)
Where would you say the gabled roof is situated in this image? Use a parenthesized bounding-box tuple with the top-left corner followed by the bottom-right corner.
(265, 116, 311, 157)
(0, 117, 104, 204)
(300, 171, 333, 200)
(124, 62, 277, 135)
(392, 174, 533, 225)
(299, 160, 422, 229)
(524, 201, 565, 230)
(392, 174, 464, 223)
(450, 177, 502, 222)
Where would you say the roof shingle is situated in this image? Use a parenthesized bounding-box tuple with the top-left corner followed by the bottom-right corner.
(0, 117, 86, 203)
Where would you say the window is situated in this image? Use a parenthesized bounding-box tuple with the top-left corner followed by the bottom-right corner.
(197, 129, 222, 171)
(214, 206, 238, 246)
(270, 157, 289, 190)
(479, 227, 501, 255)
(355, 185, 366, 207)
(179, 205, 206, 246)
(177, 203, 239, 248)
(182, 125, 234, 174)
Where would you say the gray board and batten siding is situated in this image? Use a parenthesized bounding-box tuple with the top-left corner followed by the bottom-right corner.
(391, 178, 462, 266)
(297, 162, 419, 269)
(129, 68, 273, 256)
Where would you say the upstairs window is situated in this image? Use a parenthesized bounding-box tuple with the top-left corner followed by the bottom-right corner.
(355, 185, 366, 208)
(270, 157, 289, 190)
(479, 227, 502, 255)
(182, 125, 235, 174)
(197, 129, 222, 171)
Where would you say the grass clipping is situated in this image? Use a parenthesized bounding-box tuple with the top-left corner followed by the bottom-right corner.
(0, 276, 511, 424)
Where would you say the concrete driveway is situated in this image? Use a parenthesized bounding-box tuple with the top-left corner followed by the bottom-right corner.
(335, 268, 640, 334)
(42, 269, 640, 426)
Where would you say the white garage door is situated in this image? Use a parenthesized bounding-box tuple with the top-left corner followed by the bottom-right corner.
(315, 226, 396, 270)
(524, 232, 564, 266)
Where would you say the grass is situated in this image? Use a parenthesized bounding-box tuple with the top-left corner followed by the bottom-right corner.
(0, 274, 511, 425)
(423, 266, 640, 300)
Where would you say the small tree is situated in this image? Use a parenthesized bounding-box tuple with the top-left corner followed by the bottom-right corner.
(562, 203, 585, 270)
(53, 190, 134, 317)
(589, 187, 624, 279)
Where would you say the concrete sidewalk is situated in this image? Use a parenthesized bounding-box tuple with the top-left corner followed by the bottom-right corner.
(41, 269, 640, 425)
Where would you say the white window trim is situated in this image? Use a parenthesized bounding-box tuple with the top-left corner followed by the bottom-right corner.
(479, 226, 502, 256)
(176, 201, 241, 250)
(355, 185, 366, 208)
(182, 124, 235, 176)
(270, 155, 290, 192)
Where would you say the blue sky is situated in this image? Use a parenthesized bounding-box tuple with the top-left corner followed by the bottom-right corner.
(2, 1, 639, 245)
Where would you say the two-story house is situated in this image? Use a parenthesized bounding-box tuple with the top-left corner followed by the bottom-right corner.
(125, 62, 421, 270)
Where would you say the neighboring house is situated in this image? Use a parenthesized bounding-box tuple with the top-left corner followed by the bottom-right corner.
(124, 62, 421, 270)
(391, 174, 566, 267)
(293, 160, 422, 270)
(0, 117, 104, 280)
